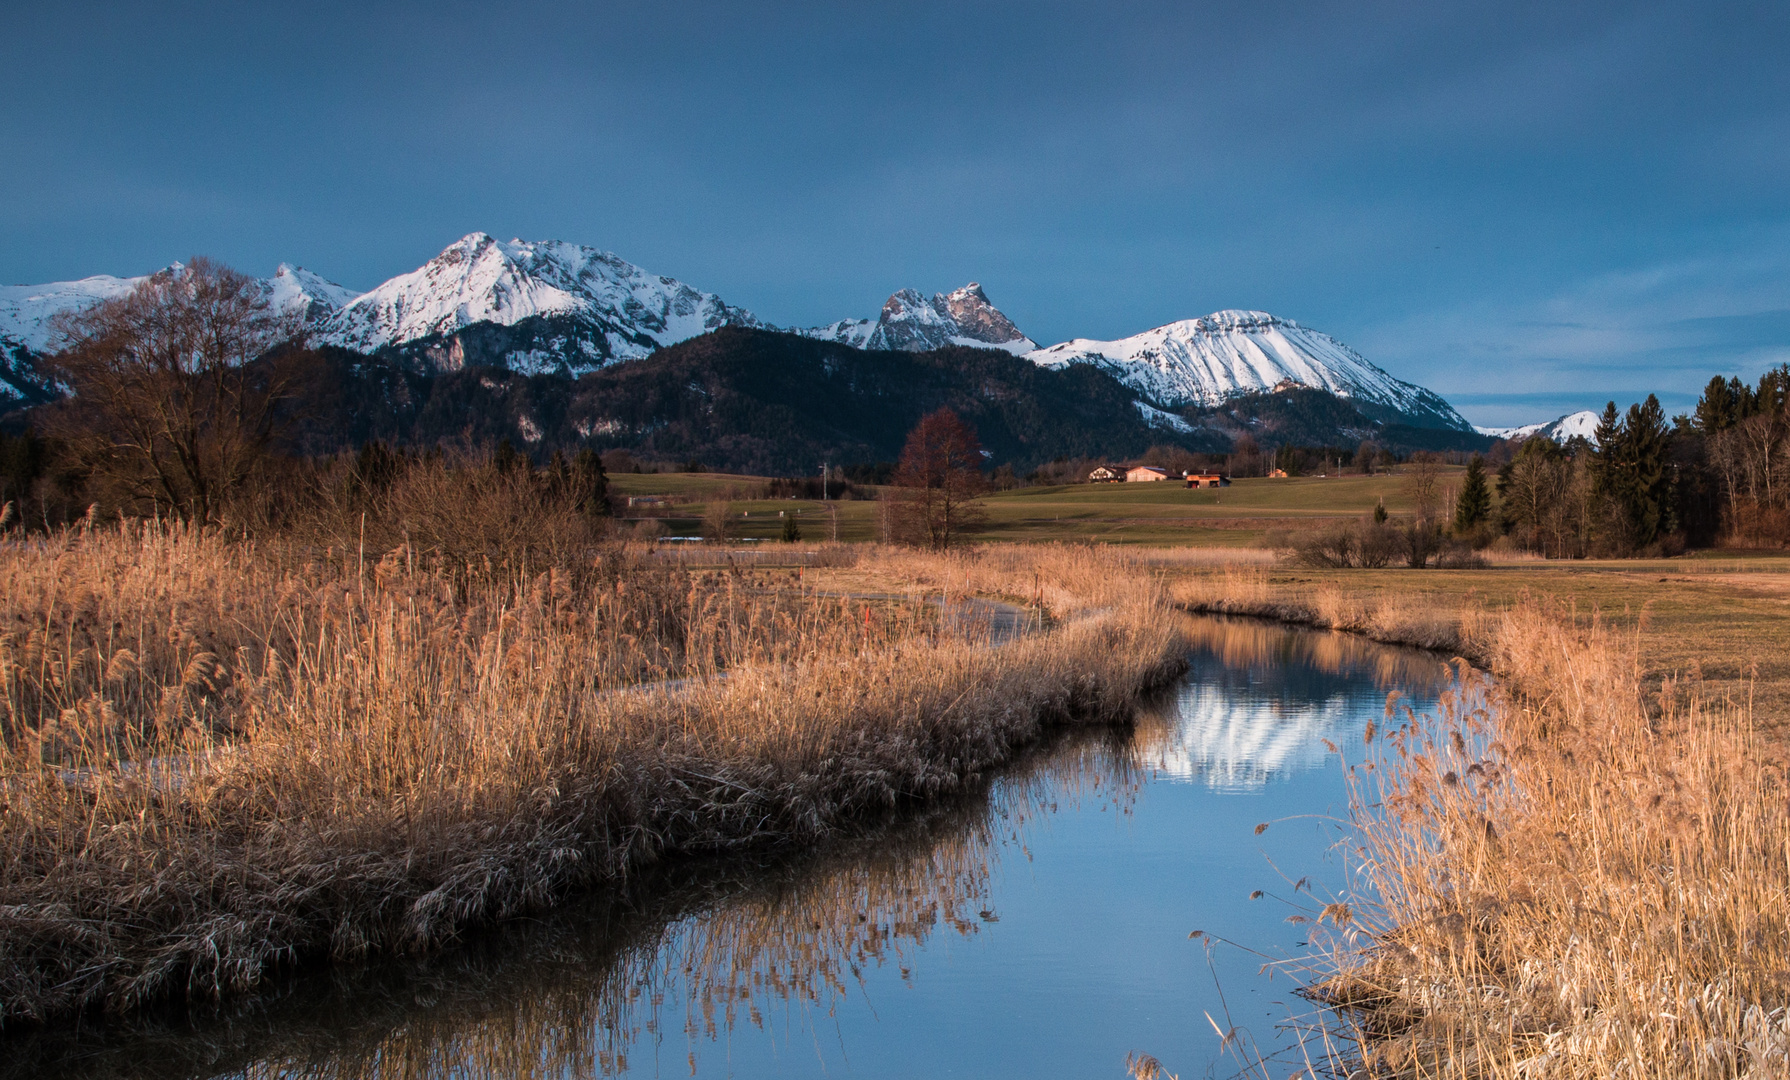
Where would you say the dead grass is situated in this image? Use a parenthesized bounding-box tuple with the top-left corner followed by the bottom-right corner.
(0, 528, 1186, 1025)
(1165, 559, 1790, 1077)
(1301, 599, 1790, 1078)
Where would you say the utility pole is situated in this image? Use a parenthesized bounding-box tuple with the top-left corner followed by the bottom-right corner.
(821, 461, 828, 501)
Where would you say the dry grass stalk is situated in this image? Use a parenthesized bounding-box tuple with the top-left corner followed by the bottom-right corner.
(0, 527, 1185, 1025)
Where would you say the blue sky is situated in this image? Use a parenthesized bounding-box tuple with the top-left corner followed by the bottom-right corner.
(3, 1, 1788, 425)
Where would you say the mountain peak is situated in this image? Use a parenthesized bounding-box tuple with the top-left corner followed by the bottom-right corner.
(267, 264, 358, 324)
(1028, 310, 1473, 431)
(803, 282, 1036, 355)
(1475, 409, 1602, 444)
(314, 236, 764, 372)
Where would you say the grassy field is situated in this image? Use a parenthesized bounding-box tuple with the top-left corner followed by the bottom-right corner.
(611, 470, 1451, 546)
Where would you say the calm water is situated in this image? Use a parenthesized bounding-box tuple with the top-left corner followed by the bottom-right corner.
(7, 616, 1452, 1080)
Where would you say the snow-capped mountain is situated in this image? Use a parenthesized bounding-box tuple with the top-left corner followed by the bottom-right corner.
(1027, 309, 1473, 431)
(801, 283, 1036, 354)
(1, 272, 156, 356)
(1, 263, 353, 352)
(1475, 409, 1601, 445)
(3, 239, 1483, 446)
(0, 263, 355, 404)
(312, 233, 765, 375)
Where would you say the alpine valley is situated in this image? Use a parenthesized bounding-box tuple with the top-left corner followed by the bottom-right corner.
(1, 233, 1497, 472)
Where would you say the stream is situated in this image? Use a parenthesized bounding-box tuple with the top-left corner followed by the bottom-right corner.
(5, 615, 1454, 1080)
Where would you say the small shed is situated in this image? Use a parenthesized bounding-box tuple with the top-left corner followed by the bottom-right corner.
(1125, 465, 1171, 483)
(1088, 465, 1125, 483)
(1184, 472, 1230, 489)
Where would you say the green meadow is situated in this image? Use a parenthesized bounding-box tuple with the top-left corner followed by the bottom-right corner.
(607, 469, 1456, 546)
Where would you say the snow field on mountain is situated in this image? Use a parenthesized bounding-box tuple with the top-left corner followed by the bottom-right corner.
(1027, 310, 1442, 419)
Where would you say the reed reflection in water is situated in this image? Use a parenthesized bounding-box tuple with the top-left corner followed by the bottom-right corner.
(7, 615, 1452, 1080)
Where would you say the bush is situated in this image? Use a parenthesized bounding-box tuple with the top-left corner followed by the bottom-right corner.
(1293, 520, 1402, 568)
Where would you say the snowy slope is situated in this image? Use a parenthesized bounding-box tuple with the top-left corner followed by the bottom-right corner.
(0, 272, 155, 354)
(267, 264, 359, 324)
(1476, 409, 1602, 445)
(1027, 310, 1472, 431)
(314, 233, 764, 372)
(802, 283, 1036, 354)
(1, 263, 355, 354)
(0, 262, 357, 405)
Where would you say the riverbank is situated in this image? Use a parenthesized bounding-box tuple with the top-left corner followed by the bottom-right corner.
(1165, 555, 1790, 1077)
(0, 530, 1187, 1026)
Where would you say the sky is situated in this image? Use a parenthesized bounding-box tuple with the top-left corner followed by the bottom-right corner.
(3, 1, 1789, 426)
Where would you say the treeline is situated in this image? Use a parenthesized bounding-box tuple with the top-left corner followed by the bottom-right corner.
(1495, 366, 1790, 557)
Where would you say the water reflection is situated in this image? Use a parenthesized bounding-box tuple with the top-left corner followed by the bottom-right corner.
(5, 615, 1451, 1080)
(5, 730, 1140, 1080)
(1147, 617, 1455, 790)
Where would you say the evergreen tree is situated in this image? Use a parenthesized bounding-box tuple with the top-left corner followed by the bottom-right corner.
(1695, 375, 1740, 432)
(1591, 396, 1673, 549)
(1625, 394, 1672, 545)
(570, 448, 610, 518)
(1453, 455, 1491, 532)
(780, 511, 801, 542)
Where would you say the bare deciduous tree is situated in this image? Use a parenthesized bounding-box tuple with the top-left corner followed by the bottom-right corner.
(703, 498, 736, 543)
(1401, 451, 1445, 520)
(44, 258, 301, 525)
(889, 408, 988, 550)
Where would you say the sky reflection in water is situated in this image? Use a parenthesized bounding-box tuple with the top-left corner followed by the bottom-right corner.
(9, 616, 1454, 1080)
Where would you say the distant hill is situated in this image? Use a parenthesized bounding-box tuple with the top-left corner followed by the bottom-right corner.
(1179, 385, 1493, 453)
(257, 330, 1212, 472)
(553, 328, 1210, 474)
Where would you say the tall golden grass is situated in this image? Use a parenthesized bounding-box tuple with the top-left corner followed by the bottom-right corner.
(1312, 600, 1790, 1078)
(0, 528, 1185, 1025)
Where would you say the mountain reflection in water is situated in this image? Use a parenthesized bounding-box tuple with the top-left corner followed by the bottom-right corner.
(1146, 617, 1455, 790)
(5, 615, 1454, 1080)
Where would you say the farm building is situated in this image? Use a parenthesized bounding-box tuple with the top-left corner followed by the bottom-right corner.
(1088, 465, 1125, 483)
(1126, 466, 1171, 482)
(1184, 472, 1230, 489)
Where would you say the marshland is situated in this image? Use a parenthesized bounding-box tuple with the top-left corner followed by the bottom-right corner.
(7, 506, 1784, 1080)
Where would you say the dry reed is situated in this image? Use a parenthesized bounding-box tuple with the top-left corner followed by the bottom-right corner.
(1313, 600, 1790, 1078)
(0, 527, 1185, 1025)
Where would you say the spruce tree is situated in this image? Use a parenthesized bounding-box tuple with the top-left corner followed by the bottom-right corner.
(1625, 394, 1672, 545)
(780, 512, 801, 542)
(570, 448, 610, 518)
(1454, 455, 1491, 532)
(1695, 375, 1738, 432)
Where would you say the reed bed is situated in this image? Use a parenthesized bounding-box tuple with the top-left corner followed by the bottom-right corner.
(1311, 600, 1790, 1078)
(0, 527, 1185, 1026)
